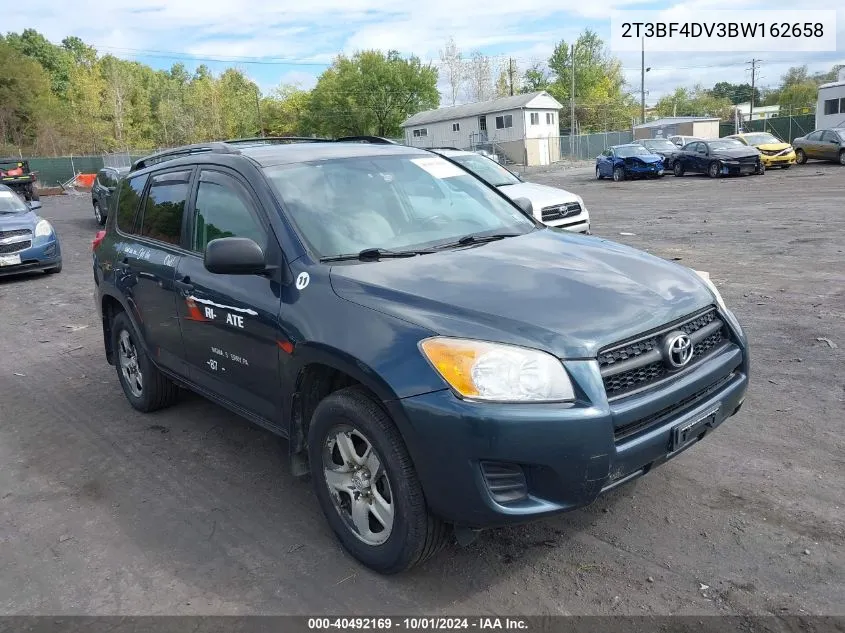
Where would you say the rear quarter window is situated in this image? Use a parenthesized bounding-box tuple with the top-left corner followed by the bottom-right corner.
(115, 174, 149, 235)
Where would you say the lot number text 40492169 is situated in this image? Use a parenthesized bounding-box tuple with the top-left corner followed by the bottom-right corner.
(307, 617, 529, 630)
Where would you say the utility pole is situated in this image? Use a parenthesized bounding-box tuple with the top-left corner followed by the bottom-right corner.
(255, 85, 265, 138)
(747, 59, 760, 120)
(639, 37, 651, 124)
(570, 42, 576, 155)
(508, 57, 515, 96)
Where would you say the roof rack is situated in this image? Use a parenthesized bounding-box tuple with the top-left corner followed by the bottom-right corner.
(224, 136, 333, 146)
(336, 136, 400, 144)
(131, 142, 240, 171)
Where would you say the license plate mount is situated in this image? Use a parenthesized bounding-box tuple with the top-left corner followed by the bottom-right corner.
(670, 407, 719, 452)
(0, 254, 22, 266)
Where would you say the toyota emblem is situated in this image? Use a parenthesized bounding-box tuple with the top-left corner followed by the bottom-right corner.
(664, 332, 693, 368)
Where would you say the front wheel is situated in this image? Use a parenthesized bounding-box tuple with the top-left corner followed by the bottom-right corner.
(612, 166, 625, 182)
(795, 149, 807, 164)
(839, 149, 845, 166)
(708, 161, 722, 178)
(595, 166, 603, 180)
(308, 386, 449, 574)
(673, 162, 685, 177)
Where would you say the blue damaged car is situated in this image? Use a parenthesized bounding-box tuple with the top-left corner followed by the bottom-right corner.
(93, 137, 749, 574)
(0, 184, 62, 277)
(596, 143, 665, 181)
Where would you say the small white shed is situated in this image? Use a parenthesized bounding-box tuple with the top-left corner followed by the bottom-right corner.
(401, 91, 564, 166)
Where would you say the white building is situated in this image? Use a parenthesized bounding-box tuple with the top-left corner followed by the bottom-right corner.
(816, 68, 845, 130)
(734, 102, 781, 121)
(401, 91, 564, 166)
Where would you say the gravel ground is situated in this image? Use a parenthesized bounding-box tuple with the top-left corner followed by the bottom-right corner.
(0, 164, 843, 616)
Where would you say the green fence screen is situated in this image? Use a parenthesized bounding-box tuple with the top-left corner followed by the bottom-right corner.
(719, 114, 816, 144)
(28, 154, 148, 187)
(560, 131, 634, 160)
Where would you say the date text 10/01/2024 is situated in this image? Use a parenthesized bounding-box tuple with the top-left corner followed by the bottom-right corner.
(307, 618, 529, 630)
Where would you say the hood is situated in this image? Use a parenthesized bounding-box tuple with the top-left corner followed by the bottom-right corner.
(329, 230, 714, 359)
(651, 148, 680, 157)
(754, 142, 791, 151)
(624, 154, 663, 164)
(0, 210, 38, 232)
(497, 181, 580, 210)
(712, 147, 760, 159)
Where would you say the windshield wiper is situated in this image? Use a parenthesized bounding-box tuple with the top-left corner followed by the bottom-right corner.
(320, 247, 435, 263)
(433, 232, 522, 250)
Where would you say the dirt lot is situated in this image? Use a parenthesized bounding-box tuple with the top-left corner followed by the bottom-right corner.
(1, 164, 843, 616)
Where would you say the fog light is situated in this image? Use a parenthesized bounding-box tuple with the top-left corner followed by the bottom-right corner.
(480, 461, 528, 504)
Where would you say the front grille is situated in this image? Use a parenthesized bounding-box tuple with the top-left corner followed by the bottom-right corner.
(614, 372, 735, 442)
(541, 202, 581, 222)
(599, 307, 729, 399)
(480, 461, 528, 504)
(0, 240, 31, 254)
(0, 229, 31, 239)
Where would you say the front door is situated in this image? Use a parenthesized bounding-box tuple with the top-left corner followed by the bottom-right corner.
(174, 167, 283, 422)
(538, 138, 550, 166)
(112, 170, 190, 375)
(478, 116, 488, 141)
(820, 130, 839, 160)
(693, 142, 709, 172)
(804, 131, 823, 158)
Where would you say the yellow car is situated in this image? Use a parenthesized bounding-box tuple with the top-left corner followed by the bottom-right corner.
(726, 132, 796, 169)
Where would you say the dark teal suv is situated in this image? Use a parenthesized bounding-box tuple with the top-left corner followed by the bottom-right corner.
(92, 137, 750, 573)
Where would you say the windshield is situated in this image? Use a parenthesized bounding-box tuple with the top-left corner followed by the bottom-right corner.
(643, 139, 676, 151)
(742, 133, 781, 145)
(448, 153, 521, 187)
(710, 139, 745, 150)
(263, 155, 536, 259)
(615, 145, 651, 158)
(0, 189, 29, 214)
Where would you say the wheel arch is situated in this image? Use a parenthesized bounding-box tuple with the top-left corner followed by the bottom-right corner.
(99, 290, 146, 365)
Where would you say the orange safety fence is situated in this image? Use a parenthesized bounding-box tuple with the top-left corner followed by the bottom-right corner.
(74, 173, 97, 188)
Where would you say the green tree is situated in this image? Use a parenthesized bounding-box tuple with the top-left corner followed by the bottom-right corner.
(0, 39, 56, 150)
(263, 84, 311, 136)
(309, 50, 439, 137)
(710, 81, 760, 105)
(520, 62, 550, 93)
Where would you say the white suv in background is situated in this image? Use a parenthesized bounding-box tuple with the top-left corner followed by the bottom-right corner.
(429, 148, 591, 234)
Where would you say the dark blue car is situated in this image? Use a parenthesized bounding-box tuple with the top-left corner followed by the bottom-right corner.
(0, 184, 62, 277)
(93, 138, 749, 574)
(596, 144, 665, 181)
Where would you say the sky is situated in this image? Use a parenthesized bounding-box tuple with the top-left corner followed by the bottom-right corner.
(6, 0, 844, 106)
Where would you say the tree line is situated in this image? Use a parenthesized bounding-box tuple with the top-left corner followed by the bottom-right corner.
(1, 27, 842, 157)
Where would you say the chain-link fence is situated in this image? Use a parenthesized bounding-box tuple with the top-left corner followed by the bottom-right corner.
(28, 153, 149, 187)
(559, 131, 634, 160)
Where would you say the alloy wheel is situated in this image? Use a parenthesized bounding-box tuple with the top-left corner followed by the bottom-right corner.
(322, 425, 394, 546)
(118, 330, 143, 398)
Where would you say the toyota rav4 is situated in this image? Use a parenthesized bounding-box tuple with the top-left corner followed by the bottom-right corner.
(92, 137, 750, 574)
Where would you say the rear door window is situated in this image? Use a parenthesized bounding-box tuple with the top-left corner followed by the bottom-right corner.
(139, 170, 191, 246)
(115, 174, 149, 235)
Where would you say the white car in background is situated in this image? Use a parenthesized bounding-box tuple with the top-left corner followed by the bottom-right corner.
(429, 148, 591, 233)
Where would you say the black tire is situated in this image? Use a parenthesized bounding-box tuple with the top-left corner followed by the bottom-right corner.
(673, 162, 685, 177)
(839, 149, 845, 166)
(94, 202, 105, 226)
(595, 166, 603, 180)
(795, 149, 807, 164)
(708, 161, 721, 178)
(612, 166, 625, 182)
(111, 311, 178, 413)
(308, 386, 449, 574)
(756, 162, 766, 175)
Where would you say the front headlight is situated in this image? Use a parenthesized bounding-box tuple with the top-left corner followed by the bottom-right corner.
(419, 337, 575, 402)
(692, 269, 728, 313)
(35, 219, 54, 238)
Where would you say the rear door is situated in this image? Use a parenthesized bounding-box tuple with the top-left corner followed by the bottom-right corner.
(112, 169, 191, 376)
(174, 167, 283, 422)
(820, 130, 839, 160)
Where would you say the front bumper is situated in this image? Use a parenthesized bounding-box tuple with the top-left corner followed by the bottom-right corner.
(0, 238, 61, 276)
(625, 162, 664, 176)
(390, 328, 748, 528)
(547, 214, 590, 234)
(759, 151, 795, 167)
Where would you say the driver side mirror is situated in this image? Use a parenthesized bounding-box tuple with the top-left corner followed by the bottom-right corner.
(204, 237, 267, 275)
(513, 197, 533, 217)
(28, 200, 42, 211)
